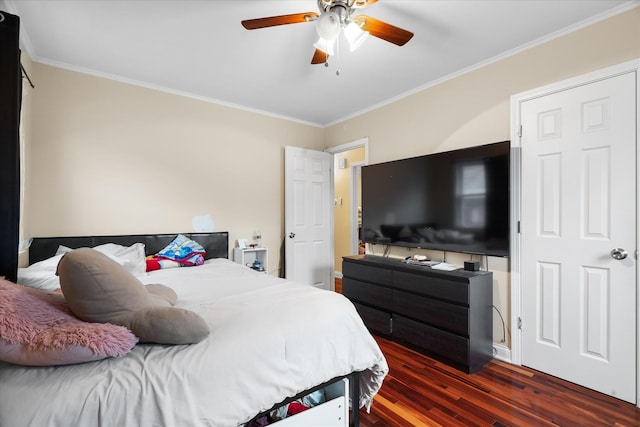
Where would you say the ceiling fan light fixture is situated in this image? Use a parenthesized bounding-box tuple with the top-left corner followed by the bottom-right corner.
(314, 37, 335, 56)
(344, 21, 369, 51)
(316, 12, 341, 40)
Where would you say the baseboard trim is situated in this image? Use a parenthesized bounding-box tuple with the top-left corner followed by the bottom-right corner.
(492, 342, 511, 363)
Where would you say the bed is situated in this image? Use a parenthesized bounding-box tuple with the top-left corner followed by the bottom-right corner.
(0, 232, 388, 427)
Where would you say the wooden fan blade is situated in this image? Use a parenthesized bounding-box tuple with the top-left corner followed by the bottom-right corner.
(311, 49, 328, 64)
(355, 15, 414, 46)
(241, 12, 318, 30)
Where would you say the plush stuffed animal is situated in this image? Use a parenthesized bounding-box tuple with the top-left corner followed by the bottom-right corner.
(56, 248, 210, 345)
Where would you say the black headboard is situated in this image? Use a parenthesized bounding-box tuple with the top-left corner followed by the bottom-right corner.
(28, 232, 229, 265)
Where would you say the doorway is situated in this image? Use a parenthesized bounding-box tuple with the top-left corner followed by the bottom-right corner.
(327, 138, 368, 276)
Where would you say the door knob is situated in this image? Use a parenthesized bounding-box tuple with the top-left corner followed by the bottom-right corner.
(611, 248, 628, 260)
(288, 232, 295, 239)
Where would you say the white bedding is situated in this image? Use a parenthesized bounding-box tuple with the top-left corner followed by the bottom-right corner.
(0, 259, 388, 427)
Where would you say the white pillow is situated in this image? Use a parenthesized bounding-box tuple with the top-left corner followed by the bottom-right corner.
(17, 269, 60, 291)
(94, 243, 147, 276)
(28, 253, 65, 270)
(55, 245, 72, 256)
(19, 243, 147, 291)
(17, 254, 64, 291)
(56, 243, 147, 277)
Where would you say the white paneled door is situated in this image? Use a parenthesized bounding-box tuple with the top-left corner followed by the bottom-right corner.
(520, 72, 636, 403)
(284, 146, 332, 290)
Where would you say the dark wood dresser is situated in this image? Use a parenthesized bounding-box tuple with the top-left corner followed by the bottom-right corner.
(342, 255, 493, 373)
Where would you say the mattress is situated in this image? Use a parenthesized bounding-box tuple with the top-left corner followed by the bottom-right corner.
(0, 258, 388, 427)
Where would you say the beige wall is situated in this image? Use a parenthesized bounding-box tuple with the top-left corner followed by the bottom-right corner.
(26, 63, 325, 275)
(325, 8, 640, 348)
(333, 147, 365, 272)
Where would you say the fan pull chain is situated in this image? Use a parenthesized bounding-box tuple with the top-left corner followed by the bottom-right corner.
(335, 35, 341, 76)
(321, 36, 341, 76)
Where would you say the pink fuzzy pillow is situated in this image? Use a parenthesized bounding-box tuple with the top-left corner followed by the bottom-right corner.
(0, 279, 137, 366)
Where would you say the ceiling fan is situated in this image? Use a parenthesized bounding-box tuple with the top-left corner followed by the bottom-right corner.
(241, 0, 414, 64)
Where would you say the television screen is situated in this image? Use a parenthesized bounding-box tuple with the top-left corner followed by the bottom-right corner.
(361, 141, 510, 257)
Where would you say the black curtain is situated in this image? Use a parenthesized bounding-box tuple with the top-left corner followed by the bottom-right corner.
(0, 11, 21, 282)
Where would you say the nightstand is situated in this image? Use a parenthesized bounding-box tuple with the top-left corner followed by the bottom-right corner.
(233, 247, 268, 273)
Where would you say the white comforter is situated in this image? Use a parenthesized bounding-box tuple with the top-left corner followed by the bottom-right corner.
(0, 259, 388, 427)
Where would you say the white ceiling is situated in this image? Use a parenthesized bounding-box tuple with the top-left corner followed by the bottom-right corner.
(4, 0, 637, 127)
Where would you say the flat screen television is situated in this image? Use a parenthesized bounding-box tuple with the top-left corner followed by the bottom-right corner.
(361, 141, 510, 257)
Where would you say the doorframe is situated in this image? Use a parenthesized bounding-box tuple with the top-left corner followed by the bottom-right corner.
(326, 137, 369, 278)
(350, 161, 365, 255)
(509, 58, 640, 405)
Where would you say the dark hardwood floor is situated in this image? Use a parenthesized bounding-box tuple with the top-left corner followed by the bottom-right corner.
(359, 335, 640, 426)
(333, 278, 640, 426)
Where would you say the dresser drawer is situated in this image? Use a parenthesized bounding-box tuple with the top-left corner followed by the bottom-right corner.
(343, 278, 392, 310)
(393, 316, 469, 369)
(393, 291, 469, 335)
(394, 271, 469, 305)
(352, 302, 392, 335)
(343, 261, 393, 287)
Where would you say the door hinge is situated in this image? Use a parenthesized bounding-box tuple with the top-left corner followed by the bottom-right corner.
(517, 125, 522, 138)
(518, 317, 522, 330)
(517, 221, 521, 233)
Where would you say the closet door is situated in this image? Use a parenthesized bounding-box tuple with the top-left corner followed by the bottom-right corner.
(520, 71, 637, 403)
(0, 11, 21, 282)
